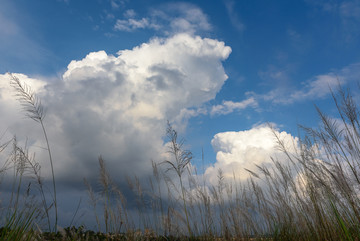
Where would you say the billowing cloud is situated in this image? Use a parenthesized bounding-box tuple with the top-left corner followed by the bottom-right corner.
(114, 3, 211, 35)
(1, 33, 231, 187)
(204, 125, 298, 185)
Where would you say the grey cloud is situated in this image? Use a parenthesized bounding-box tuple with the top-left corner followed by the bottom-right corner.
(147, 64, 186, 90)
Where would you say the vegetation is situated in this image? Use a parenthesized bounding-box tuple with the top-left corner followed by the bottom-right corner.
(9, 73, 58, 232)
(1, 74, 360, 240)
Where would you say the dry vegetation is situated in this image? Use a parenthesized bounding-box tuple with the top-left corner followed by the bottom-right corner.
(1, 74, 360, 240)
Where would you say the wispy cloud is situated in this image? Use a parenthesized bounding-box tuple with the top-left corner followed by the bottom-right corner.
(236, 62, 360, 112)
(288, 74, 340, 102)
(114, 3, 212, 35)
(260, 73, 340, 105)
(307, 0, 360, 18)
(210, 97, 258, 116)
(254, 63, 360, 105)
(306, 0, 360, 41)
(114, 18, 157, 31)
(340, 0, 360, 19)
(287, 28, 311, 53)
(110, 0, 127, 10)
(205, 62, 355, 116)
(223, 0, 245, 32)
(123, 9, 136, 18)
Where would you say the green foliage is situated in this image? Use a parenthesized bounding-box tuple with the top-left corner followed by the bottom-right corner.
(0, 208, 37, 241)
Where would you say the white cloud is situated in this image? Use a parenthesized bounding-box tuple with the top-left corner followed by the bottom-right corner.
(210, 97, 258, 116)
(110, 0, 126, 9)
(289, 74, 340, 102)
(0, 73, 52, 176)
(286, 63, 360, 103)
(114, 18, 153, 31)
(123, 9, 136, 18)
(0, 73, 47, 129)
(0, 73, 46, 100)
(106, 13, 115, 20)
(172, 107, 208, 132)
(257, 73, 338, 105)
(205, 124, 298, 185)
(163, 3, 212, 34)
(1, 33, 231, 186)
(114, 3, 211, 35)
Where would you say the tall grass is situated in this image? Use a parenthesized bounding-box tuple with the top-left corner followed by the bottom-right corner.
(162, 122, 193, 236)
(9, 73, 58, 232)
(0, 73, 58, 241)
(0, 135, 46, 240)
(1, 74, 360, 240)
(85, 85, 360, 240)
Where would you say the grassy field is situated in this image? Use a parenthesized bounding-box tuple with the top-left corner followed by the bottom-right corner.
(1, 74, 360, 240)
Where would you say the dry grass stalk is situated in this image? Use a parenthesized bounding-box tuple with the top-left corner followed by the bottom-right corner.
(9, 73, 58, 232)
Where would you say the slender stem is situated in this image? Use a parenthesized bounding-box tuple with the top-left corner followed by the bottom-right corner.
(9, 73, 58, 232)
(40, 121, 58, 232)
(179, 175, 192, 236)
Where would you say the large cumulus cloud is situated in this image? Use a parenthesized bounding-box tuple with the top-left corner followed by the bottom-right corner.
(0, 33, 231, 187)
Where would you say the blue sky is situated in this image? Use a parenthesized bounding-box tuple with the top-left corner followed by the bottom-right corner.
(1, 0, 360, 228)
